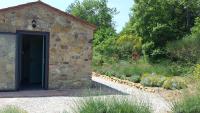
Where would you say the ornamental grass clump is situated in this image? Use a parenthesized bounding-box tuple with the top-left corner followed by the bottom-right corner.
(172, 81, 200, 113)
(162, 77, 187, 90)
(0, 106, 27, 113)
(72, 98, 152, 113)
(172, 94, 200, 113)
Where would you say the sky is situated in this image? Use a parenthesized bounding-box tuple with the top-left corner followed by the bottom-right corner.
(0, 0, 133, 32)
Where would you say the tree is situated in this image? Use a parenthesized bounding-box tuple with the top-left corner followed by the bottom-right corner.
(191, 17, 200, 35)
(133, 0, 200, 43)
(166, 17, 200, 63)
(67, 0, 118, 56)
(128, 0, 200, 60)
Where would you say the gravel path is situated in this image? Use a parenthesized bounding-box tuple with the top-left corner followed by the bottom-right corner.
(0, 76, 171, 113)
(92, 76, 172, 113)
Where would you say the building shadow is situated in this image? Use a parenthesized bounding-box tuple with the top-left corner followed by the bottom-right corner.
(0, 81, 126, 98)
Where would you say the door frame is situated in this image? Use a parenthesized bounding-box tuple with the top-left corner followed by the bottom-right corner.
(16, 30, 50, 90)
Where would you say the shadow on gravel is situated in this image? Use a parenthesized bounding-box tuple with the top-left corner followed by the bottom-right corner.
(0, 81, 126, 98)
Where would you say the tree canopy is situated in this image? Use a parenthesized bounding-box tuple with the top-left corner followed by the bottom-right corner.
(132, 0, 200, 43)
(67, 0, 118, 56)
(67, 0, 200, 62)
(122, 0, 200, 60)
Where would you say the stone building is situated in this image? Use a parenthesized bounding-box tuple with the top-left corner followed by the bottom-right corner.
(0, 1, 95, 91)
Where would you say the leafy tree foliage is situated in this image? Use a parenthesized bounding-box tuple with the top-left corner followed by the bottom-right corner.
(67, 0, 118, 54)
(67, 0, 200, 63)
(125, 0, 200, 61)
(166, 17, 200, 63)
(116, 34, 142, 59)
(133, 0, 200, 43)
(191, 17, 200, 35)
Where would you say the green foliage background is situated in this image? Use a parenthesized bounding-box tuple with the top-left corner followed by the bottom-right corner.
(67, 0, 200, 89)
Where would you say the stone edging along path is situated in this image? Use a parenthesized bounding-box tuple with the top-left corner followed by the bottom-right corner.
(92, 72, 156, 93)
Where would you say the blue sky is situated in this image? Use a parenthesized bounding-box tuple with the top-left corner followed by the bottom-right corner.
(0, 0, 133, 32)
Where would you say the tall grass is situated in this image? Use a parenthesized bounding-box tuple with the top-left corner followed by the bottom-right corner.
(93, 60, 188, 78)
(172, 94, 200, 113)
(72, 98, 152, 113)
(172, 82, 200, 113)
(0, 106, 27, 113)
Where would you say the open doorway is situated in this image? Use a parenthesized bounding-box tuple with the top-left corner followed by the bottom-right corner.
(17, 31, 49, 90)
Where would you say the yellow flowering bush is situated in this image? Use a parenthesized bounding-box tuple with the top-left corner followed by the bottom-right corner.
(193, 64, 200, 79)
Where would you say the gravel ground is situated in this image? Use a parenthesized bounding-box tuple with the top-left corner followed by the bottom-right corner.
(0, 76, 171, 113)
(92, 76, 172, 113)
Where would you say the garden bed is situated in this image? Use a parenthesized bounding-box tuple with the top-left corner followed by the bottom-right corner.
(92, 72, 183, 102)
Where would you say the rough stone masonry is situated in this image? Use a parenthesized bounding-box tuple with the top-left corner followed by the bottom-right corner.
(0, 1, 95, 90)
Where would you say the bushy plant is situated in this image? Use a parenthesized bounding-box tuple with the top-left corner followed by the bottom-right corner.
(116, 34, 142, 48)
(193, 64, 200, 79)
(0, 106, 27, 113)
(105, 71, 115, 77)
(140, 73, 167, 87)
(166, 18, 200, 64)
(191, 17, 200, 36)
(168, 63, 192, 76)
(172, 94, 200, 113)
(166, 36, 200, 63)
(121, 67, 141, 77)
(92, 53, 105, 66)
(151, 24, 176, 47)
(72, 98, 152, 113)
(116, 34, 142, 59)
(142, 41, 154, 60)
(150, 48, 166, 61)
(162, 77, 187, 90)
(115, 74, 126, 80)
(127, 75, 141, 83)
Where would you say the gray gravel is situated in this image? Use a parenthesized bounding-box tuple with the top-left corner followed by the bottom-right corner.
(0, 76, 171, 113)
(92, 76, 172, 113)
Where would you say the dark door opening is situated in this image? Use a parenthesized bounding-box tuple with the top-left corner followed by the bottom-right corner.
(18, 33, 49, 90)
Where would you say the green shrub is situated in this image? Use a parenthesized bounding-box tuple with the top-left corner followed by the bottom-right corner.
(166, 18, 200, 64)
(172, 94, 200, 113)
(191, 17, 200, 34)
(121, 67, 143, 77)
(140, 73, 167, 87)
(73, 98, 152, 113)
(116, 34, 142, 59)
(122, 67, 134, 77)
(116, 74, 126, 80)
(105, 71, 115, 77)
(166, 36, 200, 63)
(127, 75, 141, 83)
(92, 53, 104, 66)
(193, 64, 200, 79)
(0, 106, 27, 113)
(162, 77, 187, 90)
(145, 64, 171, 76)
(142, 41, 155, 58)
(92, 53, 119, 66)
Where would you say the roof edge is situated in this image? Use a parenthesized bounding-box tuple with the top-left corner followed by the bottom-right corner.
(0, 1, 97, 30)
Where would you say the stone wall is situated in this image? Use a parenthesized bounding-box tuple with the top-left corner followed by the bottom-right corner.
(0, 2, 94, 90)
(0, 34, 16, 90)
